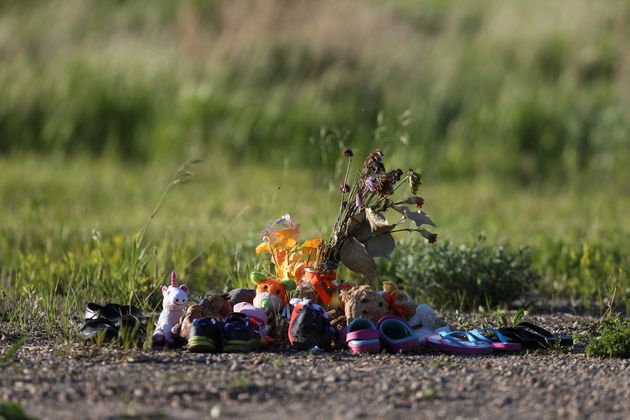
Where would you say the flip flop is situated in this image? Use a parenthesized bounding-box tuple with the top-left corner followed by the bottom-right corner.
(515, 322, 573, 348)
(469, 328, 522, 351)
(497, 324, 572, 350)
(425, 330, 493, 355)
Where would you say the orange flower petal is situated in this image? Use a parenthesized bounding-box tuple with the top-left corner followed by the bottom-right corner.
(255, 242, 271, 254)
(301, 238, 322, 249)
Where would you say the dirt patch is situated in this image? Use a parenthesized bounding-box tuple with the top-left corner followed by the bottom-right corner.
(1, 314, 628, 420)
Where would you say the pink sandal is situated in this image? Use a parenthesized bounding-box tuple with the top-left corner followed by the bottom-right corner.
(377, 315, 420, 353)
(346, 318, 381, 354)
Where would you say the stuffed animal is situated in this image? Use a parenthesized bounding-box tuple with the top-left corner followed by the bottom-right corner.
(153, 272, 189, 347)
(339, 285, 389, 325)
(228, 288, 257, 306)
(381, 281, 417, 320)
(302, 269, 352, 310)
(296, 282, 322, 304)
(174, 293, 232, 339)
(251, 272, 296, 312)
(408, 303, 437, 330)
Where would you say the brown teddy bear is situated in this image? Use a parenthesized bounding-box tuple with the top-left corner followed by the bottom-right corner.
(340, 285, 389, 325)
(173, 293, 232, 339)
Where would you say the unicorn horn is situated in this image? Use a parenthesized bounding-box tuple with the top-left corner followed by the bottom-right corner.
(170, 272, 178, 286)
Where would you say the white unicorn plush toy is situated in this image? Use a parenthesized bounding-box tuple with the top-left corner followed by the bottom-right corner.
(152, 272, 189, 347)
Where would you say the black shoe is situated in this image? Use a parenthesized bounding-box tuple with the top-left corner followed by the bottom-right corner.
(78, 318, 119, 343)
(84, 303, 144, 322)
(188, 317, 222, 353)
(222, 312, 261, 352)
(80, 303, 145, 345)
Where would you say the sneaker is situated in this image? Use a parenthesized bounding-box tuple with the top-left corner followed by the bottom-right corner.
(188, 317, 222, 353)
(222, 313, 261, 352)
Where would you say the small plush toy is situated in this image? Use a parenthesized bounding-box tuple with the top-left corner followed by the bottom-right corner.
(408, 303, 437, 330)
(296, 282, 322, 305)
(227, 288, 257, 306)
(339, 285, 389, 325)
(251, 272, 296, 312)
(174, 293, 232, 339)
(153, 272, 189, 347)
(381, 281, 417, 320)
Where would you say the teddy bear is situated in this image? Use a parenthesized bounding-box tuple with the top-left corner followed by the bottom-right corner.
(250, 272, 296, 313)
(339, 285, 389, 325)
(152, 272, 189, 347)
(173, 292, 232, 340)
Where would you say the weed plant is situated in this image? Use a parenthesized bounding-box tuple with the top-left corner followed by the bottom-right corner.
(378, 236, 539, 310)
(585, 314, 630, 358)
(0, 400, 33, 420)
(1, 1, 629, 330)
(1, 155, 630, 338)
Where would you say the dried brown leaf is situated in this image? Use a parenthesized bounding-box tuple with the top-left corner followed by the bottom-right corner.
(393, 205, 436, 227)
(364, 233, 395, 258)
(340, 237, 377, 281)
(365, 208, 389, 231)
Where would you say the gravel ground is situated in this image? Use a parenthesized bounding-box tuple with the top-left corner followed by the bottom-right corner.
(2, 313, 629, 420)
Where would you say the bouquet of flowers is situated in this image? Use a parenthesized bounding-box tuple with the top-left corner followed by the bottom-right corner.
(314, 148, 437, 280)
(255, 214, 321, 283)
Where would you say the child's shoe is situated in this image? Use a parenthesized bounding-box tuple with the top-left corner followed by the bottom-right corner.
(187, 317, 222, 353)
(377, 316, 420, 353)
(222, 313, 261, 352)
(346, 317, 381, 354)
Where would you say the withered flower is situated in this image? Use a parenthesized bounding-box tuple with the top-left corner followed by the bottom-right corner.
(420, 229, 437, 244)
(362, 149, 386, 175)
(364, 176, 377, 192)
(407, 169, 422, 194)
(355, 194, 365, 209)
(343, 148, 354, 158)
(374, 172, 396, 196)
(405, 196, 424, 208)
(340, 183, 351, 193)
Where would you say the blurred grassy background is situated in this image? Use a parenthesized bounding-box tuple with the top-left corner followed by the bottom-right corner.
(1, 0, 630, 328)
(2, 0, 629, 182)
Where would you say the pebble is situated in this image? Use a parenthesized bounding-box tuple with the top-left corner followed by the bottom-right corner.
(2, 313, 629, 419)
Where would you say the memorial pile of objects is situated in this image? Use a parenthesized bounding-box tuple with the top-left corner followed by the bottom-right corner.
(79, 149, 573, 354)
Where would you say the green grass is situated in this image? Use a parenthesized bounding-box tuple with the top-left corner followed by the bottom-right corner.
(0, 0, 629, 184)
(1, 156, 629, 337)
(0, 400, 34, 420)
(586, 314, 630, 358)
(1, 0, 630, 334)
